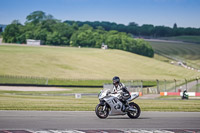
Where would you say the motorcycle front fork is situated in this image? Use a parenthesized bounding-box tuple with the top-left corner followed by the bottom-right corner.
(103, 105, 106, 111)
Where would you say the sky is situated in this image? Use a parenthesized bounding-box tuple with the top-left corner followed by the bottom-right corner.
(0, 0, 200, 28)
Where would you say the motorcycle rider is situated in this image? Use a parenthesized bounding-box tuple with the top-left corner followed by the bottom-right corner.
(112, 76, 131, 111)
(182, 89, 188, 99)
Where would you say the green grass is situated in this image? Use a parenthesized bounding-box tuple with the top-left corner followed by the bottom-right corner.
(0, 75, 111, 86)
(48, 79, 111, 86)
(153, 54, 174, 64)
(148, 41, 200, 69)
(0, 75, 157, 86)
(0, 87, 102, 95)
(0, 75, 47, 85)
(0, 44, 199, 81)
(0, 94, 98, 111)
(190, 84, 200, 92)
(0, 92, 200, 111)
(160, 35, 200, 44)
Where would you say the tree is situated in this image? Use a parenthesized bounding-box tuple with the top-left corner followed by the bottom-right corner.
(153, 26, 172, 37)
(140, 24, 154, 36)
(26, 11, 47, 24)
(0, 27, 2, 33)
(128, 22, 139, 27)
(3, 20, 22, 43)
(3, 11, 155, 57)
(11, 20, 21, 25)
(172, 23, 179, 36)
(173, 23, 177, 29)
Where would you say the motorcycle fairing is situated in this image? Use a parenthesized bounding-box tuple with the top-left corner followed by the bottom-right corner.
(127, 92, 139, 101)
(104, 96, 126, 115)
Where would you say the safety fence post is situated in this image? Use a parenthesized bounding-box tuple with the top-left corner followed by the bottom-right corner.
(141, 80, 143, 94)
(197, 77, 199, 92)
(185, 79, 188, 91)
(46, 78, 48, 85)
(174, 79, 176, 92)
(156, 79, 160, 94)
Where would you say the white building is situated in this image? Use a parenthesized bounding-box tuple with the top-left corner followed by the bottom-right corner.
(26, 39, 41, 46)
(101, 43, 108, 49)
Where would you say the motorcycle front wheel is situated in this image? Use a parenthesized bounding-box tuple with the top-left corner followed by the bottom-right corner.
(127, 102, 141, 119)
(95, 104, 109, 119)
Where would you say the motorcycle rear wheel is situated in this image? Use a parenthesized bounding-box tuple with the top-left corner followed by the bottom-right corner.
(127, 102, 141, 119)
(95, 104, 109, 119)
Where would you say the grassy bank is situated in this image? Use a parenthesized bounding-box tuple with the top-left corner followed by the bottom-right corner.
(0, 44, 198, 80)
(148, 41, 200, 69)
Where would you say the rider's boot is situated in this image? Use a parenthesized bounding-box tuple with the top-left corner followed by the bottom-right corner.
(121, 101, 128, 112)
(124, 101, 130, 111)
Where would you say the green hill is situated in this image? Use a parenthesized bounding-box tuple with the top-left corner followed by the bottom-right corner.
(159, 36, 200, 44)
(0, 44, 199, 80)
(148, 40, 200, 69)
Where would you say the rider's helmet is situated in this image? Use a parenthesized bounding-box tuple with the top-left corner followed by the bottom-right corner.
(113, 76, 120, 86)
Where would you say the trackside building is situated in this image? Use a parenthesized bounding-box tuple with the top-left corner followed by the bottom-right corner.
(26, 39, 41, 46)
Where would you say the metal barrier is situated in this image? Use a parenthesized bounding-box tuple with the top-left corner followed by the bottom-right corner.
(0, 75, 199, 93)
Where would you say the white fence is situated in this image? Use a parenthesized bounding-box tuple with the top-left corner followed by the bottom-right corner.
(26, 39, 41, 46)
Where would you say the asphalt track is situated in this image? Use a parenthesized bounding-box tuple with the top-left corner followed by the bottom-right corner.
(0, 111, 200, 131)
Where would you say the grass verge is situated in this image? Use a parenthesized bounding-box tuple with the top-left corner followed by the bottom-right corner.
(0, 88, 102, 95)
(0, 92, 200, 112)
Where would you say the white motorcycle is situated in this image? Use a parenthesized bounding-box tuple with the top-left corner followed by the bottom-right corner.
(95, 89, 141, 119)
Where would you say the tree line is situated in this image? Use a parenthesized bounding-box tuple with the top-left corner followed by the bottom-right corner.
(2, 11, 154, 57)
(65, 21, 200, 37)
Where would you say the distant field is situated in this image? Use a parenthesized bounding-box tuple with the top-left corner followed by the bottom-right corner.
(148, 41, 200, 69)
(160, 35, 200, 44)
(0, 44, 198, 80)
